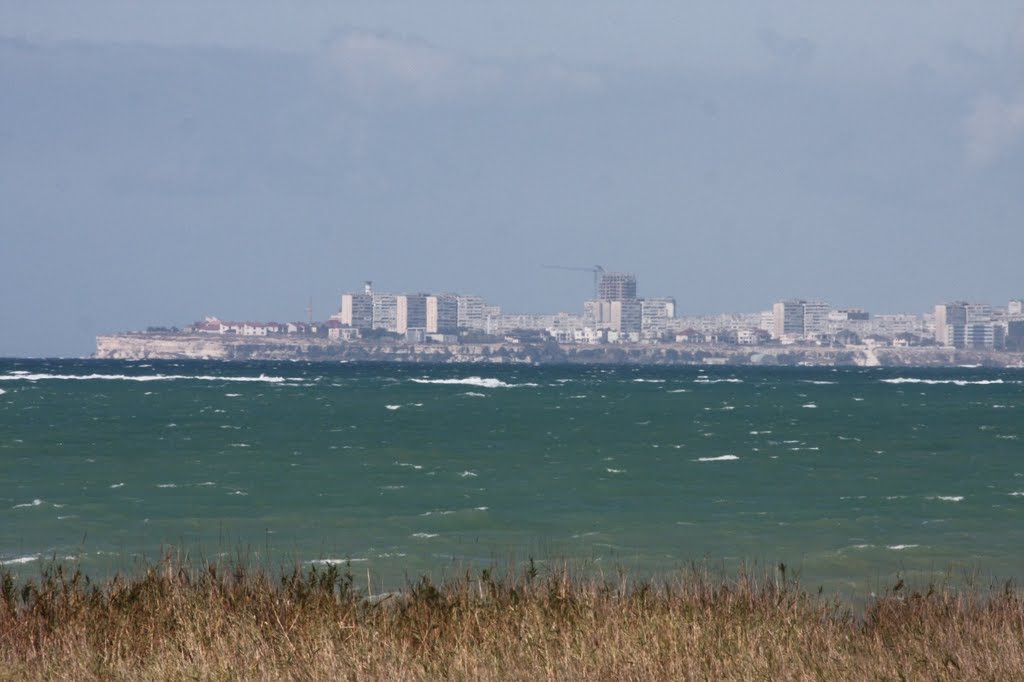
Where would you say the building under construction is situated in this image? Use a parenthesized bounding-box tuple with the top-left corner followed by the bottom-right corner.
(597, 272, 638, 301)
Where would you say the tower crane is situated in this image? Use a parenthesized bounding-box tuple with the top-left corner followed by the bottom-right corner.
(541, 264, 605, 300)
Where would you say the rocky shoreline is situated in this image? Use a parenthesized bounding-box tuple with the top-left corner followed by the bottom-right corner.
(95, 332, 1024, 367)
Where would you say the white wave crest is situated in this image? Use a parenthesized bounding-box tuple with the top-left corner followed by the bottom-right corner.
(1, 555, 39, 565)
(12, 499, 43, 509)
(881, 378, 1011, 386)
(696, 455, 739, 462)
(929, 495, 964, 502)
(887, 544, 919, 550)
(693, 378, 744, 384)
(385, 404, 401, 410)
(0, 373, 290, 383)
(412, 377, 535, 388)
(411, 532, 438, 539)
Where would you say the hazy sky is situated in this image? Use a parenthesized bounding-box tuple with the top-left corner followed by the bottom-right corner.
(2, 2, 1023, 356)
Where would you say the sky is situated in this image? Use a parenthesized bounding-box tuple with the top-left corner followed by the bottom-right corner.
(2, 2, 1023, 357)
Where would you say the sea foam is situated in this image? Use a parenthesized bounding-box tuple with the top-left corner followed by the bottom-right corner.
(0, 373, 291, 383)
(881, 378, 1013, 386)
(696, 455, 739, 462)
(411, 377, 536, 388)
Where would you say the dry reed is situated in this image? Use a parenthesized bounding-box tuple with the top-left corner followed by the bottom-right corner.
(0, 557, 1022, 680)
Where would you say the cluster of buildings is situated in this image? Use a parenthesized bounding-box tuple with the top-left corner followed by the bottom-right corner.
(933, 301, 1024, 350)
(184, 273, 1024, 352)
(331, 274, 679, 344)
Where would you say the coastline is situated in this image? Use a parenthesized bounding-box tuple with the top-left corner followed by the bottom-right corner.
(94, 332, 1024, 367)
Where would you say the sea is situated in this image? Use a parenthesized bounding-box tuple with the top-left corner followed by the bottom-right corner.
(2, 359, 1022, 597)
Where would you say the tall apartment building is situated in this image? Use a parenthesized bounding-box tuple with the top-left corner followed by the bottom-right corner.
(771, 299, 830, 340)
(396, 294, 428, 334)
(934, 302, 968, 346)
(802, 301, 830, 337)
(965, 303, 992, 323)
(425, 295, 458, 334)
(338, 282, 375, 329)
(584, 300, 612, 329)
(597, 272, 637, 301)
(456, 295, 491, 331)
(948, 323, 999, 349)
(340, 297, 373, 329)
(1009, 300, 1024, 316)
(641, 297, 676, 336)
(482, 306, 502, 335)
(611, 300, 643, 334)
(372, 294, 399, 332)
(935, 301, 999, 348)
(772, 300, 806, 339)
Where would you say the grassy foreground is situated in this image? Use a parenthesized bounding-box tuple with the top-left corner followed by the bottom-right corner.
(1, 558, 1023, 680)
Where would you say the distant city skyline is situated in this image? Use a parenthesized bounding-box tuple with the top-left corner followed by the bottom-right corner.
(3, 3, 1023, 356)
(139, 275, 1024, 356)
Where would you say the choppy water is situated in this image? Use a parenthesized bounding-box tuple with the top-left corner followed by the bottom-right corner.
(2, 359, 1023, 595)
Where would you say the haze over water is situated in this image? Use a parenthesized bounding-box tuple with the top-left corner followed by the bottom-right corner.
(2, 359, 1023, 596)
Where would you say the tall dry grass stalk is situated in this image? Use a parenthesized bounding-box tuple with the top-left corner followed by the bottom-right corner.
(0, 557, 1022, 680)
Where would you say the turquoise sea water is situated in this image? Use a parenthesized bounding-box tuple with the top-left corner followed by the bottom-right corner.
(1, 359, 1023, 595)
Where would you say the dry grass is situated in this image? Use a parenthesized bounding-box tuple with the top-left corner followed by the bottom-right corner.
(0, 557, 1022, 680)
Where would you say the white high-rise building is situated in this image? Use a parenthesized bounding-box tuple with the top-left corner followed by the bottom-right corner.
(456, 295, 488, 331)
(641, 297, 676, 336)
(372, 294, 399, 332)
(802, 301, 830, 337)
(771, 299, 830, 340)
(584, 300, 615, 329)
